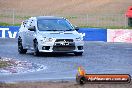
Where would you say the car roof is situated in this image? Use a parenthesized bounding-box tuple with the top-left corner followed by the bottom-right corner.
(36, 16, 65, 20)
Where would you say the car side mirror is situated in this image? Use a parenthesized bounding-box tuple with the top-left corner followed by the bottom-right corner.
(75, 27, 79, 31)
(28, 26, 36, 31)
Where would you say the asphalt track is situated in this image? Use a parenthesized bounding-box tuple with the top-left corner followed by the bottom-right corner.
(0, 38, 132, 83)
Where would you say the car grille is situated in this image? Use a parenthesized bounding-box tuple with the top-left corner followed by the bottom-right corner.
(55, 39, 73, 42)
(53, 46, 75, 51)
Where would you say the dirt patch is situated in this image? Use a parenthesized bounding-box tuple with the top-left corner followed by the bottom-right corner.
(0, 0, 131, 27)
(0, 0, 131, 15)
(0, 57, 47, 74)
(0, 81, 132, 88)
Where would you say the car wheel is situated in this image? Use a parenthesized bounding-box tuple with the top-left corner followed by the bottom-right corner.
(79, 77, 86, 84)
(18, 38, 27, 54)
(34, 40, 40, 56)
(74, 52, 83, 56)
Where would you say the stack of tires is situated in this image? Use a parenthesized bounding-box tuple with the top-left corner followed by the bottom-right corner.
(128, 18, 132, 27)
(126, 6, 132, 27)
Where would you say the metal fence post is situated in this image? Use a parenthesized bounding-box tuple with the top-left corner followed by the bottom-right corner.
(12, 9, 15, 25)
(124, 15, 127, 28)
(86, 14, 88, 27)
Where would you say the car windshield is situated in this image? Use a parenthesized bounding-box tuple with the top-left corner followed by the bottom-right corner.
(37, 19, 74, 31)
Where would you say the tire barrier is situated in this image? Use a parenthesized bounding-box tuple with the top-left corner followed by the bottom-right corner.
(107, 29, 132, 43)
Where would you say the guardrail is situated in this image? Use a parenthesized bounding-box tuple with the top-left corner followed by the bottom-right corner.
(78, 28, 107, 41)
(0, 26, 132, 43)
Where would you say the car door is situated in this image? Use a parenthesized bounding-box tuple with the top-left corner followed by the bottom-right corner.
(24, 29, 30, 48)
(27, 27, 36, 50)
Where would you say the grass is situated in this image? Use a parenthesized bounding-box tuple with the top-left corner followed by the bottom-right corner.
(0, 22, 132, 29)
(0, 14, 131, 29)
(0, 61, 11, 68)
(0, 81, 132, 88)
(65, 16, 78, 19)
(0, 14, 31, 19)
(0, 22, 20, 26)
(0, 22, 11, 26)
(79, 25, 132, 29)
(15, 15, 31, 19)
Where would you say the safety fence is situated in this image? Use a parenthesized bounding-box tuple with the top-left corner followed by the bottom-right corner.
(0, 9, 129, 28)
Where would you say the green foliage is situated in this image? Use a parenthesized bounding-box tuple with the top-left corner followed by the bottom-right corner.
(66, 16, 78, 19)
(0, 22, 20, 26)
(0, 22, 11, 26)
(0, 61, 11, 68)
(79, 25, 132, 29)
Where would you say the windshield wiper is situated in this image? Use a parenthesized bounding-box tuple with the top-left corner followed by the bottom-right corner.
(53, 29, 58, 31)
(66, 29, 74, 31)
(44, 29, 58, 31)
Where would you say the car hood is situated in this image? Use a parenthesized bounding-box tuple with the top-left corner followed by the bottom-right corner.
(38, 31, 81, 39)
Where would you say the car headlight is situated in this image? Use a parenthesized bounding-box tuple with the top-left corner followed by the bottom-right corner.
(75, 37, 83, 41)
(40, 37, 56, 43)
(46, 38, 56, 42)
(48, 38, 53, 42)
(40, 37, 46, 43)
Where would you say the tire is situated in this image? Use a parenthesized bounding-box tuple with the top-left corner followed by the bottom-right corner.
(79, 77, 86, 84)
(18, 38, 27, 54)
(74, 52, 83, 56)
(34, 40, 40, 56)
(128, 18, 132, 27)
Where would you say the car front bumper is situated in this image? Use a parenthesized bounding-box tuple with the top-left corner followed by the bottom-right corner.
(38, 41, 84, 53)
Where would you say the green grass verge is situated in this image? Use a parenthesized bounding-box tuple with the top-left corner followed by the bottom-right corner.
(0, 22, 20, 26)
(0, 61, 11, 68)
(0, 14, 31, 19)
(79, 25, 132, 29)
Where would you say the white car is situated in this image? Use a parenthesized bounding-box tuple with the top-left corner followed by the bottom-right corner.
(18, 16, 84, 56)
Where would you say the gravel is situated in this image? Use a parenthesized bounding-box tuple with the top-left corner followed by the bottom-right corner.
(0, 39, 132, 83)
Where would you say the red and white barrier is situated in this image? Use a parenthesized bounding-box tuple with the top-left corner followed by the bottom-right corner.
(107, 29, 132, 43)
